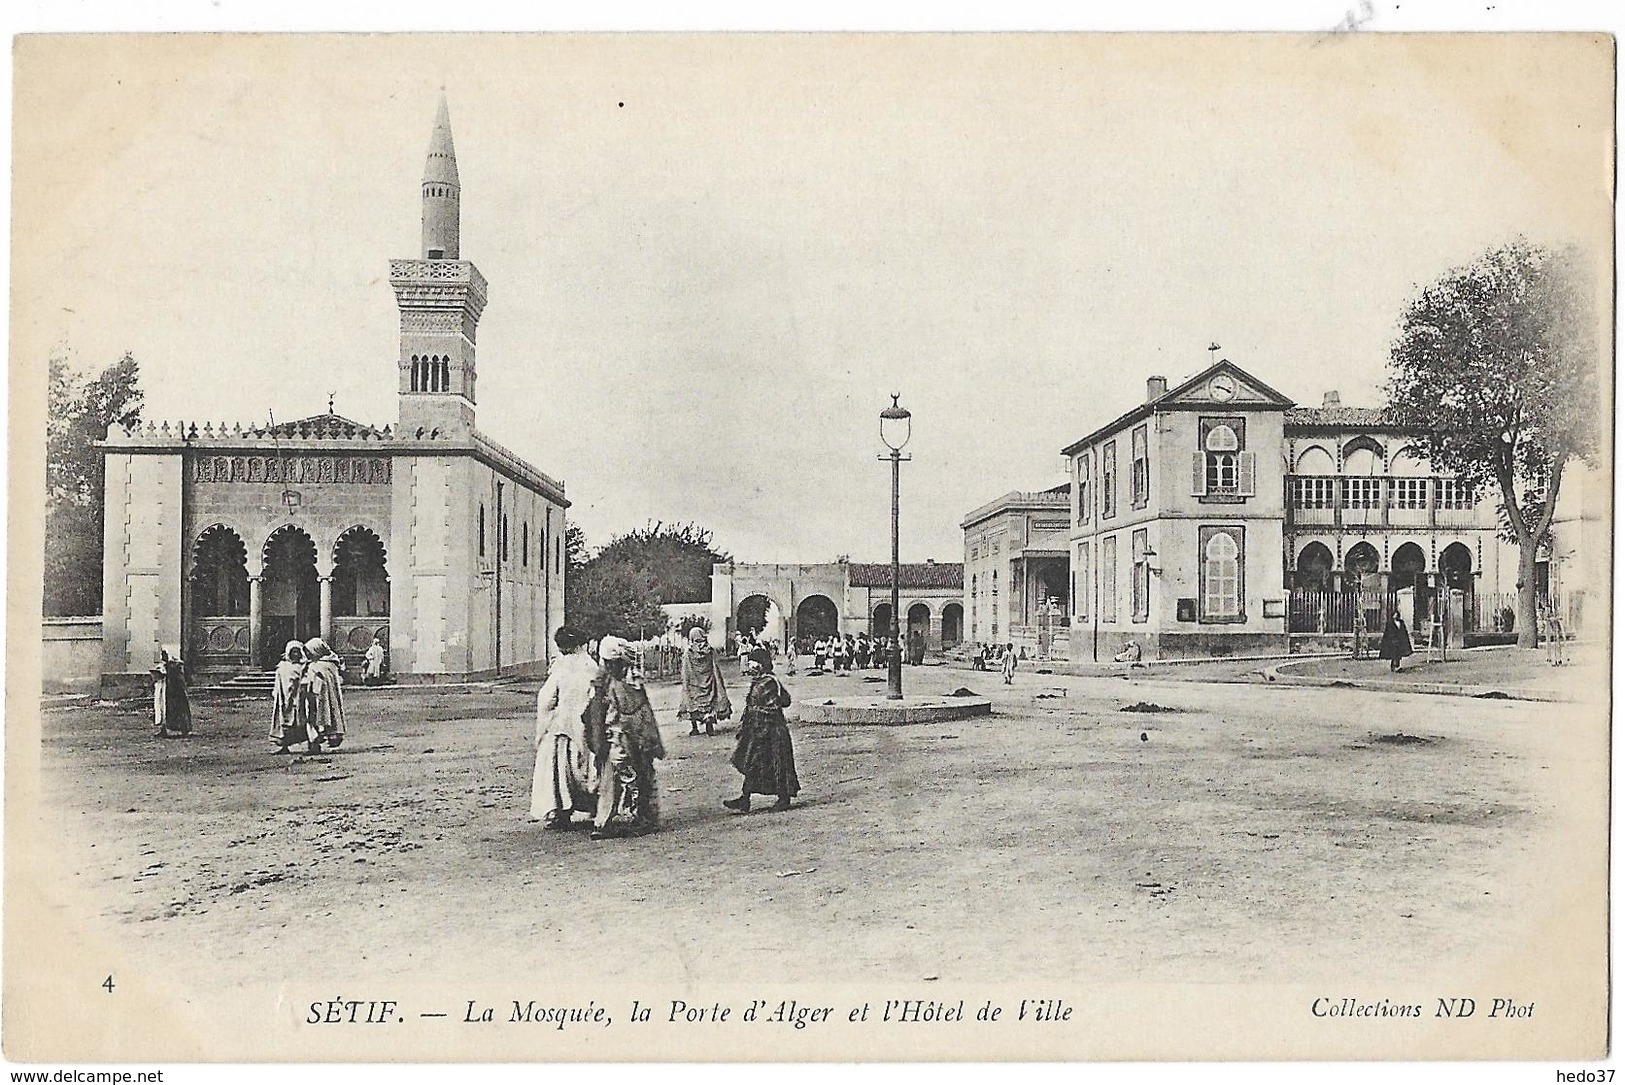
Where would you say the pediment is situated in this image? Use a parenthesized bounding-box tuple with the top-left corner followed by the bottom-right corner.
(1160, 361, 1295, 410)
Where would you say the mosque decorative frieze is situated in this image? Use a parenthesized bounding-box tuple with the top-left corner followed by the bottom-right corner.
(192, 455, 392, 485)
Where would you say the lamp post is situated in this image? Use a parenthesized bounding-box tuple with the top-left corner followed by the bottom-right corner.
(879, 394, 912, 700)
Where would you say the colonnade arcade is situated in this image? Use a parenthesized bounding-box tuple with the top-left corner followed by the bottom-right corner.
(187, 522, 390, 671)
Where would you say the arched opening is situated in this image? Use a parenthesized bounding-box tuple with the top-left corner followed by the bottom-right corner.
(333, 527, 389, 617)
(1289, 540, 1337, 633)
(1295, 541, 1334, 591)
(1294, 445, 1335, 473)
(907, 602, 932, 648)
(1391, 542, 1430, 630)
(795, 595, 840, 642)
(871, 602, 892, 639)
(262, 526, 320, 667)
(1343, 542, 1380, 577)
(189, 525, 251, 667)
(736, 594, 771, 637)
(941, 602, 964, 647)
(1439, 542, 1474, 590)
(1390, 542, 1427, 591)
(1340, 436, 1384, 466)
(192, 525, 249, 616)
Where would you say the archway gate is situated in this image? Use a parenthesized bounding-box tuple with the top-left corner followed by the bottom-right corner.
(710, 563, 854, 651)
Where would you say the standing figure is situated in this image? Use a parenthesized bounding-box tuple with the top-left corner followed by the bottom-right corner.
(724, 647, 800, 813)
(269, 641, 312, 752)
(363, 637, 387, 686)
(302, 637, 347, 749)
(783, 639, 798, 676)
(812, 637, 827, 671)
(908, 628, 926, 667)
(151, 646, 192, 738)
(678, 626, 732, 736)
(591, 637, 666, 840)
(1000, 642, 1018, 685)
(1378, 613, 1414, 672)
(532, 625, 609, 829)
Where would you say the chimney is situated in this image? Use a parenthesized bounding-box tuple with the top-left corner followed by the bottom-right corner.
(1147, 375, 1168, 401)
(1323, 390, 1341, 408)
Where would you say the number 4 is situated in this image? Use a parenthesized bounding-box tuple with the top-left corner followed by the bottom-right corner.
(101, 975, 114, 993)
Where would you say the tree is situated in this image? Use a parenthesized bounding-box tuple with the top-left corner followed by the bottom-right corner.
(562, 520, 732, 640)
(1386, 240, 1599, 647)
(44, 353, 145, 615)
(564, 555, 668, 641)
(594, 521, 731, 605)
(675, 613, 712, 637)
(563, 520, 590, 575)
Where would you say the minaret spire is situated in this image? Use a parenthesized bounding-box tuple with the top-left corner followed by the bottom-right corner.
(393, 92, 485, 437)
(422, 92, 461, 260)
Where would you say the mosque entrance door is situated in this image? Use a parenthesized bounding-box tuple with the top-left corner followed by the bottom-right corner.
(262, 526, 321, 668)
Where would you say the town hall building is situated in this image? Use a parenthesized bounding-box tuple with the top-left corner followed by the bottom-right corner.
(965, 358, 1597, 662)
(97, 98, 568, 691)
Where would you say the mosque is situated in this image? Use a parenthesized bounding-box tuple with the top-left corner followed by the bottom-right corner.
(97, 98, 568, 692)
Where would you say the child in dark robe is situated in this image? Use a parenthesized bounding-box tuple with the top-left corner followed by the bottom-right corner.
(724, 647, 800, 814)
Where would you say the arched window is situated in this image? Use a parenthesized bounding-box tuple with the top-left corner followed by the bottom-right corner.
(1076, 452, 1091, 523)
(1201, 528, 1242, 620)
(1204, 424, 1239, 493)
(440, 358, 451, 392)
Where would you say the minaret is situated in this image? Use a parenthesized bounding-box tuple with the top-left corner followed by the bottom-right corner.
(391, 93, 486, 437)
(422, 94, 460, 260)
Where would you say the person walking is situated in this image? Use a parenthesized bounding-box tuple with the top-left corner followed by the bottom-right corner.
(1000, 642, 1018, 685)
(532, 625, 609, 830)
(591, 636, 666, 839)
(270, 640, 313, 753)
(724, 647, 800, 813)
(151, 645, 192, 738)
(301, 637, 347, 750)
(1378, 612, 1414, 672)
(677, 626, 732, 736)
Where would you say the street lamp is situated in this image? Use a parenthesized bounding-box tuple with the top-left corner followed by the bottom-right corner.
(879, 393, 912, 700)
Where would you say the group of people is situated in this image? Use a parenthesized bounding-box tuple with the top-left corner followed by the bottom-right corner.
(969, 642, 1021, 683)
(801, 628, 928, 672)
(808, 632, 886, 672)
(147, 635, 356, 748)
(531, 625, 800, 839)
(269, 637, 349, 753)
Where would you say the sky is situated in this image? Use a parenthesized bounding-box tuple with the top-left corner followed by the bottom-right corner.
(12, 32, 1612, 564)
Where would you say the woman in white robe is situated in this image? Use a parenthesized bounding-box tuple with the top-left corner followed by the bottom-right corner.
(531, 626, 608, 829)
(269, 640, 312, 752)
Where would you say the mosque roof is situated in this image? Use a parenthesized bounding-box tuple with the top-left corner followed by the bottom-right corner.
(260, 412, 388, 440)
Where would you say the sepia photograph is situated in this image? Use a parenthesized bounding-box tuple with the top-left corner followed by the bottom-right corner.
(5, 23, 1614, 1073)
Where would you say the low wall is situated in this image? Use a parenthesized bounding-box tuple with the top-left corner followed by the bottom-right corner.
(1070, 629, 1291, 662)
(43, 617, 103, 695)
